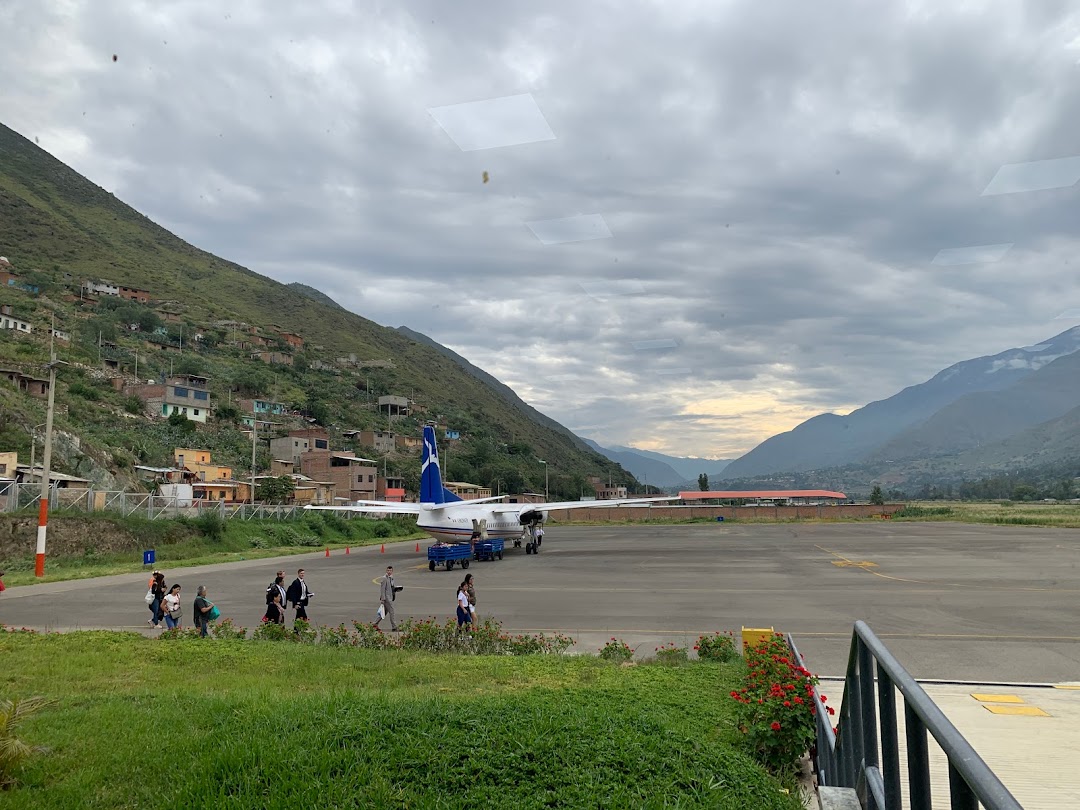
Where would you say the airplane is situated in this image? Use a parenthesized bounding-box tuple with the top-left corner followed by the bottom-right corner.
(305, 422, 677, 552)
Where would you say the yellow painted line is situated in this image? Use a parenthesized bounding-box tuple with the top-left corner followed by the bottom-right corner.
(814, 545, 1076, 592)
(1053, 684, 1080, 690)
(983, 704, 1050, 717)
(972, 694, 1024, 704)
(831, 560, 878, 568)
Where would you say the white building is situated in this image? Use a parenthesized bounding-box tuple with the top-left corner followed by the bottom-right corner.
(1, 315, 32, 333)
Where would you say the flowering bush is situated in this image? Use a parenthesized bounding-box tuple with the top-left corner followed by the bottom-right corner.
(158, 626, 202, 640)
(351, 621, 397, 650)
(599, 637, 635, 662)
(730, 634, 823, 777)
(291, 619, 318, 645)
(210, 618, 247, 640)
(251, 621, 296, 642)
(694, 631, 738, 663)
(654, 643, 689, 665)
(318, 623, 357, 647)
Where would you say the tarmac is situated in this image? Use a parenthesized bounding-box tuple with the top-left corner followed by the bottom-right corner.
(4, 521, 1079, 806)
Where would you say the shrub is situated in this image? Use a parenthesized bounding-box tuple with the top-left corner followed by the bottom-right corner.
(0, 695, 57, 788)
(731, 634, 822, 778)
(695, 631, 739, 663)
(193, 511, 226, 542)
(351, 621, 397, 650)
(599, 637, 635, 662)
(292, 619, 318, 644)
(654, 643, 688, 665)
(318, 623, 356, 647)
(159, 627, 202, 641)
(252, 621, 295, 642)
(210, 618, 247, 640)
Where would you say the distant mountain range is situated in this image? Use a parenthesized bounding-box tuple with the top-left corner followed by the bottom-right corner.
(721, 326, 1080, 483)
(580, 438, 732, 487)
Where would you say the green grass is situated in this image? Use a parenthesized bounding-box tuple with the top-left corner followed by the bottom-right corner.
(1, 514, 424, 586)
(0, 632, 800, 809)
(893, 500, 1080, 528)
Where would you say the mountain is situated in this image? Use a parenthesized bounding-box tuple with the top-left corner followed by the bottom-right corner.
(0, 121, 635, 495)
(606, 446, 733, 481)
(720, 326, 1080, 479)
(580, 439, 732, 487)
(287, 283, 345, 310)
(580, 439, 686, 487)
(395, 326, 594, 453)
(867, 349, 1080, 463)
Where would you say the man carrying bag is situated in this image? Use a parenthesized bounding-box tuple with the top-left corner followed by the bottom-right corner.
(286, 568, 314, 624)
(373, 565, 402, 631)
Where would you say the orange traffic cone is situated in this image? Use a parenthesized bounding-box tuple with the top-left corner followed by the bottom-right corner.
(345, 546, 350, 555)
(324, 547, 330, 557)
(415, 542, 420, 553)
(380, 544, 385, 554)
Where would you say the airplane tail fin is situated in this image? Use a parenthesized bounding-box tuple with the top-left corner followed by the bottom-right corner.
(420, 423, 461, 504)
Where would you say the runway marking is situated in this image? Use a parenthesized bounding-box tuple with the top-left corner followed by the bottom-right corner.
(972, 694, 1024, 704)
(814, 545, 1075, 592)
(831, 560, 878, 569)
(983, 704, 1050, 717)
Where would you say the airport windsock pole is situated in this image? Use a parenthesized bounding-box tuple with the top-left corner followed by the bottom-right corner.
(35, 356, 64, 577)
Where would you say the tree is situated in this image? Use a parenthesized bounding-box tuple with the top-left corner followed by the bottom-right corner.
(167, 410, 197, 433)
(869, 485, 884, 505)
(256, 475, 295, 504)
(697, 473, 709, 491)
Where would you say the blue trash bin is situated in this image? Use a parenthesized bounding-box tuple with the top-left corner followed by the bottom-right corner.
(715, 516, 725, 522)
(143, 549, 156, 566)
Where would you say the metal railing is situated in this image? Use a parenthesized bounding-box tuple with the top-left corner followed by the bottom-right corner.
(791, 621, 1022, 810)
(0, 483, 300, 521)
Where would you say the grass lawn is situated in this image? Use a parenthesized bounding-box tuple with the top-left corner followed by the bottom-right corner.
(1, 632, 801, 809)
(893, 501, 1080, 528)
(1, 514, 426, 587)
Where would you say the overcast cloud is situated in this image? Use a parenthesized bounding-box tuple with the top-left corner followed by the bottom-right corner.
(4, 0, 1080, 458)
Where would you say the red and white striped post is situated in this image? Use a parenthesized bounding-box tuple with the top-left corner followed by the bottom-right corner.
(34, 356, 66, 577)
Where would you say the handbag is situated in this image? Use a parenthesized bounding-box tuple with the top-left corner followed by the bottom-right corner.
(144, 589, 155, 605)
(376, 604, 386, 621)
(169, 608, 182, 620)
(207, 604, 221, 621)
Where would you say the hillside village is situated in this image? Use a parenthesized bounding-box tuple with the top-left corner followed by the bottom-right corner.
(0, 254, 630, 507)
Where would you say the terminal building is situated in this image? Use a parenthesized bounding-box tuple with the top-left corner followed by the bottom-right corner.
(679, 489, 847, 506)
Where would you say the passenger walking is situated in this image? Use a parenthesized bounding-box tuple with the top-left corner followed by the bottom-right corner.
(286, 568, 314, 624)
(147, 571, 166, 628)
(373, 566, 399, 631)
(162, 584, 183, 629)
(456, 581, 472, 633)
(463, 573, 477, 621)
(264, 571, 286, 621)
(264, 591, 285, 625)
(193, 585, 216, 638)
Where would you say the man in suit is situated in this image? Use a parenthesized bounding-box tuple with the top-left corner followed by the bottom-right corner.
(373, 565, 400, 631)
(286, 568, 314, 623)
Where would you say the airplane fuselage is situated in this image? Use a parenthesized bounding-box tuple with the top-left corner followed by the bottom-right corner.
(416, 509, 529, 543)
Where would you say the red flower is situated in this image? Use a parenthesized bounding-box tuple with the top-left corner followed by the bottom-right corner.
(794, 696, 804, 704)
(820, 695, 828, 702)
(827, 706, 836, 715)
(770, 721, 781, 731)
(783, 701, 791, 707)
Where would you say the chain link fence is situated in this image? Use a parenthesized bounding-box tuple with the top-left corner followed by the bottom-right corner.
(0, 483, 301, 521)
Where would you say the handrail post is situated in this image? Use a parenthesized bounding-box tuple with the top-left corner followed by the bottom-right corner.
(904, 702, 932, 810)
(858, 639, 879, 773)
(949, 762, 978, 810)
(877, 666, 903, 809)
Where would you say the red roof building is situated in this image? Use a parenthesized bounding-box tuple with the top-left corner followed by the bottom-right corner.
(680, 490, 846, 504)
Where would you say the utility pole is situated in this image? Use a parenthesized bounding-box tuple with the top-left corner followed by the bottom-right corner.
(538, 459, 548, 501)
(35, 355, 67, 577)
(250, 411, 258, 506)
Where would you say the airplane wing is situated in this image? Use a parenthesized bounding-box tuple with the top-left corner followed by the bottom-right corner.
(305, 503, 423, 515)
(428, 496, 507, 510)
(489, 495, 678, 514)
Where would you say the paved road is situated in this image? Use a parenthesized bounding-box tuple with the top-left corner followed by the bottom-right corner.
(3, 522, 1079, 682)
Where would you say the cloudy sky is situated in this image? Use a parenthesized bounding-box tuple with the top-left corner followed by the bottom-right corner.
(5, 0, 1080, 459)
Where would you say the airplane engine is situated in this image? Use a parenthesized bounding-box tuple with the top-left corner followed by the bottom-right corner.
(519, 509, 548, 526)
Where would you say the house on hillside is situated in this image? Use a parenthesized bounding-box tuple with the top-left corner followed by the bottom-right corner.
(125, 374, 212, 422)
(0, 263, 40, 294)
(82, 279, 150, 304)
(274, 329, 304, 350)
(251, 351, 293, 366)
(299, 449, 377, 501)
(444, 481, 493, 500)
(394, 433, 423, 452)
(347, 429, 396, 455)
(269, 428, 330, 466)
(173, 448, 232, 482)
(1, 307, 32, 334)
(378, 395, 410, 419)
(1, 368, 50, 398)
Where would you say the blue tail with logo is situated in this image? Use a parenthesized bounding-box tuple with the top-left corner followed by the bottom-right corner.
(420, 424, 461, 505)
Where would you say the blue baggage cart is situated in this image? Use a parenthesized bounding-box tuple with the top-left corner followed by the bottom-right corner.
(427, 543, 472, 571)
(473, 539, 504, 562)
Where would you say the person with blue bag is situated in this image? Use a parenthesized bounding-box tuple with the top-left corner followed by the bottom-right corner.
(193, 585, 218, 637)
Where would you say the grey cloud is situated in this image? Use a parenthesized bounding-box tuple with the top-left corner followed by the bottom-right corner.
(4, 0, 1080, 458)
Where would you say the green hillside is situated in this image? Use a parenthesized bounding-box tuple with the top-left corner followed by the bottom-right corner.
(0, 122, 635, 495)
